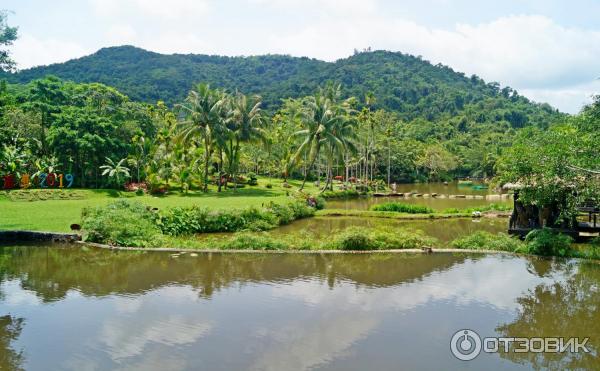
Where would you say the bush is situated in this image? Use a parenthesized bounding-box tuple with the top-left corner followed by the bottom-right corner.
(247, 172, 258, 186)
(82, 200, 162, 247)
(219, 233, 286, 250)
(369, 229, 438, 249)
(451, 231, 523, 252)
(332, 227, 373, 250)
(265, 183, 273, 189)
(442, 203, 512, 214)
(371, 202, 433, 214)
(158, 201, 315, 235)
(521, 228, 573, 257)
(321, 189, 361, 199)
(327, 226, 438, 250)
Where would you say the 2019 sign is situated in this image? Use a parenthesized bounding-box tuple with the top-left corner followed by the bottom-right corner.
(2, 173, 74, 189)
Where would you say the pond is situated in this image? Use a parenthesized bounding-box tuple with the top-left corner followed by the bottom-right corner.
(1, 245, 598, 370)
(270, 217, 507, 243)
(326, 181, 511, 211)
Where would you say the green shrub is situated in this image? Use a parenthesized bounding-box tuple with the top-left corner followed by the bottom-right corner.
(371, 202, 433, 214)
(451, 231, 523, 252)
(247, 172, 258, 186)
(267, 202, 295, 224)
(158, 201, 314, 235)
(82, 200, 162, 247)
(331, 227, 373, 250)
(321, 189, 361, 199)
(265, 183, 273, 189)
(327, 226, 438, 250)
(219, 233, 286, 250)
(369, 229, 438, 249)
(314, 195, 326, 210)
(442, 203, 512, 214)
(521, 228, 573, 257)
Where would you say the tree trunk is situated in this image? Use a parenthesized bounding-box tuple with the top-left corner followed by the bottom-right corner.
(203, 136, 210, 192)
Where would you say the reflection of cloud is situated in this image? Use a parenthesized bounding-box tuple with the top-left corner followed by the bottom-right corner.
(101, 315, 212, 360)
(115, 352, 188, 371)
(272, 256, 557, 313)
(1, 280, 41, 307)
(251, 256, 560, 371)
(99, 286, 212, 361)
(251, 314, 377, 371)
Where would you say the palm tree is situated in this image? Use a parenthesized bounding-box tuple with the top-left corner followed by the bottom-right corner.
(176, 84, 227, 192)
(223, 92, 266, 189)
(100, 157, 130, 187)
(292, 85, 357, 191)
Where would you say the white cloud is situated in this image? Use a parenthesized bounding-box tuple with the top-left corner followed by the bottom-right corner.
(264, 14, 600, 112)
(11, 33, 92, 69)
(90, 0, 210, 19)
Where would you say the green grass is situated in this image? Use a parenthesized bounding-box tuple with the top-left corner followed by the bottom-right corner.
(0, 177, 321, 232)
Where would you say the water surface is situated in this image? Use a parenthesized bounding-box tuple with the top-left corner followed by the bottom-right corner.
(1, 245, 598, 370)
(326, 182, 510, 210)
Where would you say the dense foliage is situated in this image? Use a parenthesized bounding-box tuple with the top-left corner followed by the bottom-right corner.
(497, 95, 599, 223)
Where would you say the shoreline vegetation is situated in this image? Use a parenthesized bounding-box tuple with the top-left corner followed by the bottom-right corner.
(72, 198, 600, 260)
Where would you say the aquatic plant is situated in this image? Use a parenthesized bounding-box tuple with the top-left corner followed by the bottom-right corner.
(371, 202, 434, 214)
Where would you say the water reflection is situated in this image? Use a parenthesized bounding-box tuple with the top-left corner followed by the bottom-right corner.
(0, 315, 25, 371)
(0, 245, 598, 370)
(497, 260, 600, 369)
(326, 181, 511, 211)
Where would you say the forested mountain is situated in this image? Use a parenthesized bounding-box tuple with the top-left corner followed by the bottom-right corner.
(1, 46, 569, 185)
(2, 45, 561, 124)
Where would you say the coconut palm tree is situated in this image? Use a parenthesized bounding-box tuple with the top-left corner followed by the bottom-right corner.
(176, 84, 227, 192)
(292, 85, 357, 191)
(100, 157, 130, 188)
(222, 92, 266, 189)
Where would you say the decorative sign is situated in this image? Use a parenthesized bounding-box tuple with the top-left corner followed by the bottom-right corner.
(2, 173, 74, 190)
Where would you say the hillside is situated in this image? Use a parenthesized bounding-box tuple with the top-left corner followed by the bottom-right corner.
(2, 46, 562, 125)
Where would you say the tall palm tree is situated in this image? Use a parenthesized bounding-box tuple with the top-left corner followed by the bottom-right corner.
(222, 92, 266, 189)
(176, 84, 226, 192)
(292, 86, 357, 191)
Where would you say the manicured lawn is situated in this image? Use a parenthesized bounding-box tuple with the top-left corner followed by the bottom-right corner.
(0, 177, 319, 232)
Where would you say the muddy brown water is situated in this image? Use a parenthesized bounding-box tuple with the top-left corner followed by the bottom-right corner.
(1, 245, 598, 370)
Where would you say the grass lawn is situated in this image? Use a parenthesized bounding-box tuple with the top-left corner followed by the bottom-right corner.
(0, 177, 320, 232)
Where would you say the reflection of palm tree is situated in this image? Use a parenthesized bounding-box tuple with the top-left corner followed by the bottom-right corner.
(0, 315, 25, 371)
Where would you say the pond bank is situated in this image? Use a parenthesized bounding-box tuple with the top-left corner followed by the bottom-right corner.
(0, 230, 81, 243)
(316, 209, 511, 219)
(78, 240, 517, 255)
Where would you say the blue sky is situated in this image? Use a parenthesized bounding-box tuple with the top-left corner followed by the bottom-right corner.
(4, 0, 600, 113)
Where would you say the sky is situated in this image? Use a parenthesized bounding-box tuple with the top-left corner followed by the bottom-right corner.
(3, 0, 600, 113)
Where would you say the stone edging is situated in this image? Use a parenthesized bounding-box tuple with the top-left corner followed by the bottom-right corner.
(77, 241, 516, 255)
(0, 230, 81, 243)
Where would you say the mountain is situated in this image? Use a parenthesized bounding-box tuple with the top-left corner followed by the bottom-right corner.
(2, 45, 562, 125)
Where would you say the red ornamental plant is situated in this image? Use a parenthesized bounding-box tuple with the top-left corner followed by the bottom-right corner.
(124, 182, 148, 192)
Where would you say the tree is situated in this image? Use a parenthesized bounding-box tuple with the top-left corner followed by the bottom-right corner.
(497, 96, 600, 225)
(100, 157, 130, 188)
(0, 11, 18, 72)
(292, 85, 357, 191)
(177, 84, 226, 192)
(223, 92, 266, 189)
